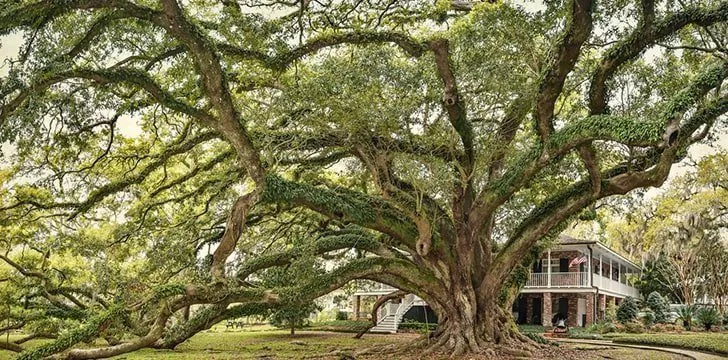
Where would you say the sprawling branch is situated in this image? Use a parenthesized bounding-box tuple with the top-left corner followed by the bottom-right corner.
(588, 1, 728, 114)
(535, 0, 594, 139)
(219, 31, 426, 71)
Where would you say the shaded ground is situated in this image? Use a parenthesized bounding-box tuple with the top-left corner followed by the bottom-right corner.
(0, 329, 693, 359)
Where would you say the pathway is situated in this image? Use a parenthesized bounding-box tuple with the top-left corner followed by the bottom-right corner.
(555, 338, 727, 360)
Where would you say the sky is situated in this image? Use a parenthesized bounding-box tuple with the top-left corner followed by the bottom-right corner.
(0, 4, 726, 196)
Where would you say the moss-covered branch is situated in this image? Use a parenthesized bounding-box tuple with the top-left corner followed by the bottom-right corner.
(588, 1, 728, 114)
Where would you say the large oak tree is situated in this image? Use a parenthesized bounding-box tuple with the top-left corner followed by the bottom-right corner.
(1, 0, 727, 357)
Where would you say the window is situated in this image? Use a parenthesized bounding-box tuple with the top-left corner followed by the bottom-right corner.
(540, 258, 561, 273)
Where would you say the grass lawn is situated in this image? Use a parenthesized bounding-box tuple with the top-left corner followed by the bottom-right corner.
(606, 332, 728, 355)
(0, 329, 695, 359)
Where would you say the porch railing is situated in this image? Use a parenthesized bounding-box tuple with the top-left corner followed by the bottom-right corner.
(525, 272, 589, 288)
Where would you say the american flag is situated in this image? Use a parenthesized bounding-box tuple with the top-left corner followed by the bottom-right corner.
(569, 255, 587, 268)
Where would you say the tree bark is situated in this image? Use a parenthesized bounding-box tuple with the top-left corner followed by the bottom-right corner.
(421, 290, 535, 357)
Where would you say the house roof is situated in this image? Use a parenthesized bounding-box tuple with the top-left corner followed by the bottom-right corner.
(557, 234, 641, 270)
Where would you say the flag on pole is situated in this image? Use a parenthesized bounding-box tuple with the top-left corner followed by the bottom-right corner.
(569, 255, 587, 268)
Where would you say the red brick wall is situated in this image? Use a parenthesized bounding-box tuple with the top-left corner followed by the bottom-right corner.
(542, 293, 552, 327)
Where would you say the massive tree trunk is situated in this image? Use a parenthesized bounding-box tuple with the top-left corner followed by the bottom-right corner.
(416, 286, 534, 356)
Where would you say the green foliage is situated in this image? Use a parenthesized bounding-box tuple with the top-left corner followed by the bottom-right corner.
(696, 307, 719, 330)
(17, 304, 125, 360)
(268, 302, 321, 333)
(640, 310, 655, 327)
(604, 303, 617, 323)
(676, 305, 696, 330)
(616, 297, 639, 324)
(645, 292, 670, 324)
(399, 319, 437, 333)
(335, 311, 349, 321)
(622, 321, 646, 334)
(524, 332, 551, 345)
(586, 320, 617, 334)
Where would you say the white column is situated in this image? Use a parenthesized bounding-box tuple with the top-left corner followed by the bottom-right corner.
(547, 249, 552, 288)
(609, 258, 613, 282)
(599, 254, 603, 288)
(587, 249, 592, 287)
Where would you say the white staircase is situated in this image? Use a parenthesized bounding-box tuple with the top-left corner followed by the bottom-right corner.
(370, 293, 417, 333)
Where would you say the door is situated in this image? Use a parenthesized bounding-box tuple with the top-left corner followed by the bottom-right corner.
(532, 297, 542, 325)
(559, 258, 569, 272)
(577, 298, 587, 327)
(557, 297, 568, 323)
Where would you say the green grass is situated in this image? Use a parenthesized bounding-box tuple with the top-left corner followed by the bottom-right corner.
(518, 325, 546, 334)
(0, 330, 414, 360)
(305, 320, 372, 333)
(607, 332, 728, 355)
(1, 329, 699, 359)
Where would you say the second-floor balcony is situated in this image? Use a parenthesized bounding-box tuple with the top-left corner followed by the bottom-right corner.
(525, 271, 639, 297)
(526, 272, 589, 287)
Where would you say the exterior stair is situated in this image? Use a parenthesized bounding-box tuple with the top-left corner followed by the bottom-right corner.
(370, 293, 417, 333)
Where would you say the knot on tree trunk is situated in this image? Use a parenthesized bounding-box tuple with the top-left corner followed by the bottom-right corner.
(415, 218, 432, 256)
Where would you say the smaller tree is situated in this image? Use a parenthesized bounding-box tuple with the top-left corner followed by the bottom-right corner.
(646, 292, 670, 324)
(268, 302, 322, 335)
(616, 297, 639, 324)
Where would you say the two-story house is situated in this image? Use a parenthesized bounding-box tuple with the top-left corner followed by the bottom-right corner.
(352, 235, 641, 333)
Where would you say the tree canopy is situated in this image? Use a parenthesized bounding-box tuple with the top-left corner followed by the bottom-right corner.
(0, 0, 727, 358)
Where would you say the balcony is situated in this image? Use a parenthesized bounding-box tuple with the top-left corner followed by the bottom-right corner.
(525, 271, 639, 297)
(525, 272, 589, 288)
(594, 274, 639, 297)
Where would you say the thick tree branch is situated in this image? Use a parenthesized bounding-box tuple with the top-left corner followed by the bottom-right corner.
(535, 0, 594, 139)
(588, 1, 728, 114)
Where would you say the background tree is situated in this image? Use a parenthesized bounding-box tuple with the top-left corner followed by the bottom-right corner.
(616, 296, 639, 324)
(646, 291, 670, 324)
(0, 0, 727, 357)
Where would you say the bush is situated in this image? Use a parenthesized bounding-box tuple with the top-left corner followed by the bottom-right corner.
(676, 305, 696, 330)
(640, 310, 655, 327)
(616, 296, 639, 324)
(622, 321, 645, 334)
(645, 292, 670, 324)
(697, 307, 719, 331)
(652, 323, 681, 333)
(335, 311, 349, 321)
(586, 321, 617, 334)
(398, 319, 436, 332)
(605, 303, 617, 323)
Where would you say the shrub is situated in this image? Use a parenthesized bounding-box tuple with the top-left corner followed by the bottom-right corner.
(697, 307, 719, 331)
(652, 323, 681, 333)
(645, 292, 670, 324)
(335, 311, 349, 321)
(622, 321, 645, 334)
(605, 303, 617, 323)
(641, 310, 655, 327)
(587, 320, 617, 334)
(616, 297, 639, 324)
(398, 319, 436, 332)
(676, 305, 696, 330)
